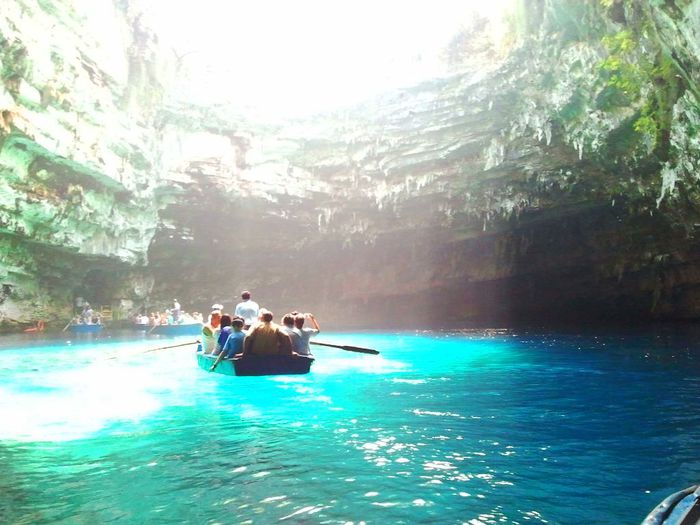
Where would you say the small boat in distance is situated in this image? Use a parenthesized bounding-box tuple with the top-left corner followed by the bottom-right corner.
(68, 323, 104, 333)
(150, 323, 202, 336)
(197, 352, 314, 376)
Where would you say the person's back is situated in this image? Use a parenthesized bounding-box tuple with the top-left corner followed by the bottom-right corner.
(280, 313, 302, 354)
(234, 291, 259, 329)
(294, 313, 320, 356)
(213, 314, 233, 356)
(244, 310, 292, 355)
(221, 319, 246, 358)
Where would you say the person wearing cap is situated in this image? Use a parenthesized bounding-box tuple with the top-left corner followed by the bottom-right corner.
(242, 309, 293, 356)
(234, 291, 259, 329)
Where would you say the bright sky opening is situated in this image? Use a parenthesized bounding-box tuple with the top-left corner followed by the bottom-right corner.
(143, 0, 514, 117)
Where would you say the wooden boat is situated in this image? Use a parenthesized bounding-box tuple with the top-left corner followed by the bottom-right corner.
(197, 352, 314, 376)
(643, 484, 700, 525)
(68, 323, 104, 333)
(149, 323, 202, 336)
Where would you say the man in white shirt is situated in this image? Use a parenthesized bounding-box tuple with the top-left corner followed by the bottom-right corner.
(234, 291, 260, 329)
(294, 313, 320, 356)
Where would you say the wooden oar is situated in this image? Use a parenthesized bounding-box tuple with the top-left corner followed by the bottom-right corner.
(142, 340, 200, 354)
(61, 320, 73, 332)
(209, 351, 226, 372)
(104, 340, 199, 360)
(310, 341, 379, 355)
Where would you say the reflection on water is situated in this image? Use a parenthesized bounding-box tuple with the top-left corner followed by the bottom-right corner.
(1, 328, 700, 524)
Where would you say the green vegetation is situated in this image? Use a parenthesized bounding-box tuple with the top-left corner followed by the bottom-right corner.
(597, 2, 686, 158)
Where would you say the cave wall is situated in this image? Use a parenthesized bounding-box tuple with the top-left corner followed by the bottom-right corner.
(147, 0, 700, 327)
(2, 0, 700, 328)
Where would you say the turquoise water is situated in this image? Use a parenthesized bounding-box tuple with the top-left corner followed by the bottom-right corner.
(1, 329, 700, 524)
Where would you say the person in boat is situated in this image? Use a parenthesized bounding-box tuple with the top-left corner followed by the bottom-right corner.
(294, 313, 320, 356)
(201, 310, 221, 354)
(172, 299, 181, 323)
(81, 303, 94, 324)
(280, 313, 302, 353)
(234, 291, 259, 329)
(242, 309, 294, 356)
(209, 318, 246, 370)
(212, 314, 233, 355)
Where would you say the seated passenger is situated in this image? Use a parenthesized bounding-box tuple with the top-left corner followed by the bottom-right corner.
(213, 314, 233, 356)
(294, 313, 320, 356)
(242, 309, 293, 356)
(280, 313, 302, 354)
(210, 318, 246, 371)
(201, 311, 221, 354)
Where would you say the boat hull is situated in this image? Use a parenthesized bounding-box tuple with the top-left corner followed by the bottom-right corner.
(197, 352, 314, 376)
(150, 323, 202, 336)
(69, 324, 104, 333)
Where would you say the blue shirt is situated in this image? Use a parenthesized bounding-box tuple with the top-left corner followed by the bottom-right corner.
(222, 330, 245, 358)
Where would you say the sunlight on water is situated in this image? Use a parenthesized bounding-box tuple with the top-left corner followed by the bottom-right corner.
(1, 329, 700, 524)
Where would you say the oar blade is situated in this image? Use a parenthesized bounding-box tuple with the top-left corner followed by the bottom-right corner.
(310, 341, 380, 355)
(340, 345, 379, 355)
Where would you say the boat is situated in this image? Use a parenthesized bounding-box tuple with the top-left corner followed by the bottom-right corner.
(196, 351, 314, 376)
(643, 484, 700, 525)
(149, 323, 202, 336)
(68, 323, 104, 333)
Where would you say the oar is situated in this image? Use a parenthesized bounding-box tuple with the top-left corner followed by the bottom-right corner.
(104, 340, 199, 360)
(142, 340, 200, 354)
(310, 341, 379, 355)
(209, 351, 226, 372)
(61, 320, 73, 332)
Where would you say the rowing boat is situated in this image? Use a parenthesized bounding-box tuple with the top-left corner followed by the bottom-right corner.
(68, 323, 104, 333)
(196, 352, 314, 376)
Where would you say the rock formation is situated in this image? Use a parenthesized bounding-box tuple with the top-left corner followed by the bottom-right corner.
(1, 0, 700, 329)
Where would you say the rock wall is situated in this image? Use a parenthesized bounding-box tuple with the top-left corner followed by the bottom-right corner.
(2, 0, 700, 328)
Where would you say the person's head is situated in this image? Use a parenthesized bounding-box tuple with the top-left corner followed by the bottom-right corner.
(210, 311, 221, 327)
(219, 313, 232, 328)
(232, 318, 244, 331)
(259, 308, 273, 323)
(282, 313, 294, 327)
(241, 291, 251, 301)
(294, 314, 305, 329)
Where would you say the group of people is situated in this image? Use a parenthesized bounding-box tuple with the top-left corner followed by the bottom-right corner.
(133, 300, 205, 327)
(73, 303, 101, 325)
(199, 291, 320, 370)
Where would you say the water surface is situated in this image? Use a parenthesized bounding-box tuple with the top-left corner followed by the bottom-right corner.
(1, 328, 699, 524)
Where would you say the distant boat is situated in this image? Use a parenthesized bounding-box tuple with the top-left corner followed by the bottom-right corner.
(642, 484, 700, 525)
(197, 352, 314, 376)
(150, 323, 202, 336)
(68, 323, 104, 333)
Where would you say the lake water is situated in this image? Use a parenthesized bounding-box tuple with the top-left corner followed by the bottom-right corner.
(1, 328, 699, 524)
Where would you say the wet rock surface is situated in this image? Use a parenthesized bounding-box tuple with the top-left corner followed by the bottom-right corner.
(2, 1, 700, 328)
